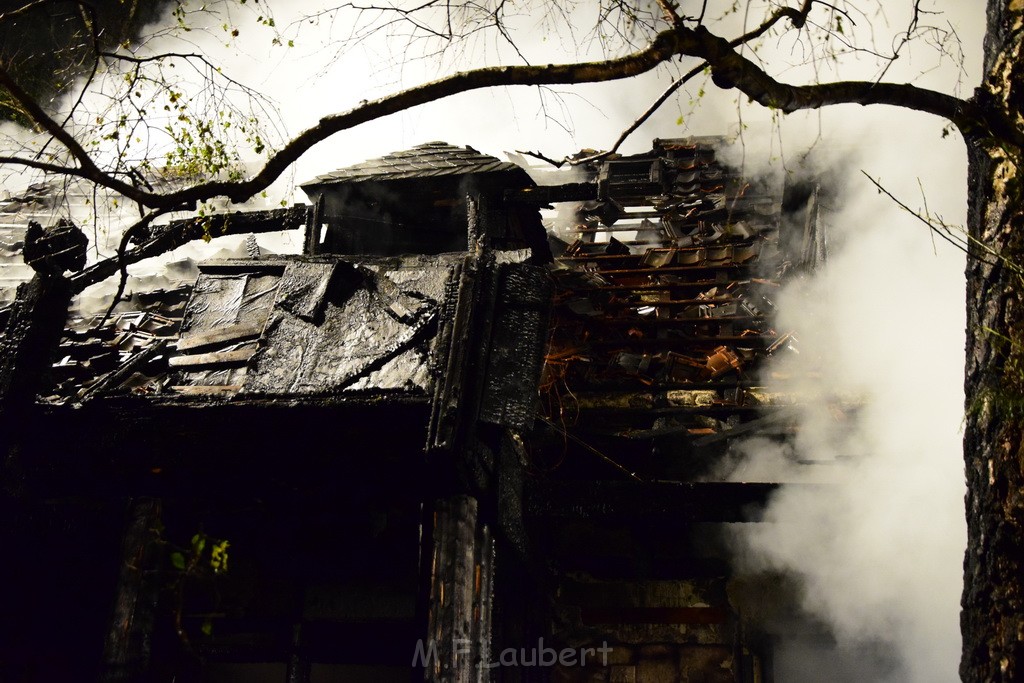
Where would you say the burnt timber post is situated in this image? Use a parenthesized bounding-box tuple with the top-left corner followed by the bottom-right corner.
(0, 274, 72, 418)
(423, 496, 494, 682)
(101, 498, 164, 683)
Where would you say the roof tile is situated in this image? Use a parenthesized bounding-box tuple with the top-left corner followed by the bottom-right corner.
(301, 142, 522, 187)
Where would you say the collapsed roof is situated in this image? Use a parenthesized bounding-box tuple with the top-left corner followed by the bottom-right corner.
(46, 253, 468, 404)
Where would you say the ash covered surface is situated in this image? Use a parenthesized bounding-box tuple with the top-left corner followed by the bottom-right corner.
(42, 253, 463, 404)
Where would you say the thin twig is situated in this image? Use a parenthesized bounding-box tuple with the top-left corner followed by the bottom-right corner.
(568, 61, 707, 167)
(538, 416, 644, 482)
(521, 0, 816, 168)
(93, 209, 172, 329)
(860, 171, 1000, 268)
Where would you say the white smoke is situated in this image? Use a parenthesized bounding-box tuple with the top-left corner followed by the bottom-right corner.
(699, 2, 979, 678)
(724, 169, 967, 680)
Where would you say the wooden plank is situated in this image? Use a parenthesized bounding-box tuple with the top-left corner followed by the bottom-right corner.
(197, 259, 288, 274)
(169, 385, 241, 396)
(525, 481, 789, 523)
(77, 339, 168, 402)
(176, 322, 262, 352)
(101, 498, 163, 682)
(581, 607, 729, 625)
(70, 205, 309, 292)
(423, 496, 492, 682)
(168, 348, 254, 369)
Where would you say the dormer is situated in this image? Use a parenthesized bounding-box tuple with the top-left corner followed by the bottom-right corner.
(300, 142, 540, 257)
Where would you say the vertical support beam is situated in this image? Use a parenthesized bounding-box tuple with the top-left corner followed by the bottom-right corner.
(286, 621, 311, 683)
(474, 524, 494, 675)
(466, 193, 483, 250)
(427, 256, 478, 455)
(0, 274, 71, 415)
(423, 495, 494, 682)
(304, 193, 325, 256)
(101, 498, 164, 683)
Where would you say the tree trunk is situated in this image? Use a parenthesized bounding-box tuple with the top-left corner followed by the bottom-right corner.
(961, 4, 1024, 680)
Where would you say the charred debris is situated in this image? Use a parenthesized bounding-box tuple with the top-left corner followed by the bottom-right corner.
(0, 139, 834, 682)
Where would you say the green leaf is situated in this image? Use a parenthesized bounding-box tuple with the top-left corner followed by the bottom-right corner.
(201, 619, 213, 636)
(171, 552, 186, 570)
(191, 533, 206, 555)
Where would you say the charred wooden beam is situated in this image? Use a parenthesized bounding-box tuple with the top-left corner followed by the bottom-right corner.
(580, 606, 729, 625)
(166, 385, 242, 397)
(691, 409, 799, 447)
(427, 258, 473, 453)
(197, 259, 288, 275)
(423, 495, 493, 682)
(504, 183, 598, 205)
(78, 339, 168, 402)
(583, 263, 757, 276)
(0, 274, 72, 412)
(176, 322, 263, 352)
(101, 498, 163, 683)
(524, 481, 790, 523)
(69, 205, 310, 293)
(478, 264, 553, 432)
(167, 348, 254, 369)
(305, 193, 325, 256)
(569, 404, 775, 418)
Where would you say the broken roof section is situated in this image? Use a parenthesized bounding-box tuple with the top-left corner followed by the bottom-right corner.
(233, 254, 456, 396)
(300, 141, 526, 187)
(44, 253, 462, 404)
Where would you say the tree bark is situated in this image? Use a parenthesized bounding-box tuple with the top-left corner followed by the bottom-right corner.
(961, 3, 1024, 680)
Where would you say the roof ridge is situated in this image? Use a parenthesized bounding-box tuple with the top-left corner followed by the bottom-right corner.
(300, 142, 522, 188)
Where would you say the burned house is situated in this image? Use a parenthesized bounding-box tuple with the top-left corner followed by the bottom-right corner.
(0, 139, 826, 682)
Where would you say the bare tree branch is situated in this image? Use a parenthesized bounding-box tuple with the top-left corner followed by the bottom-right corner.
(552, 1, 819, 167)
(3, 2, 986, 216)
(93, 209, 168, 328)
(0, 0, 997, 298)
(67, 205, 311, 294)
(156, 21, 984, 210)
(0, 155, 81, 175)
(0, 0, 51, 23)
(0, 65, 144, 199)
